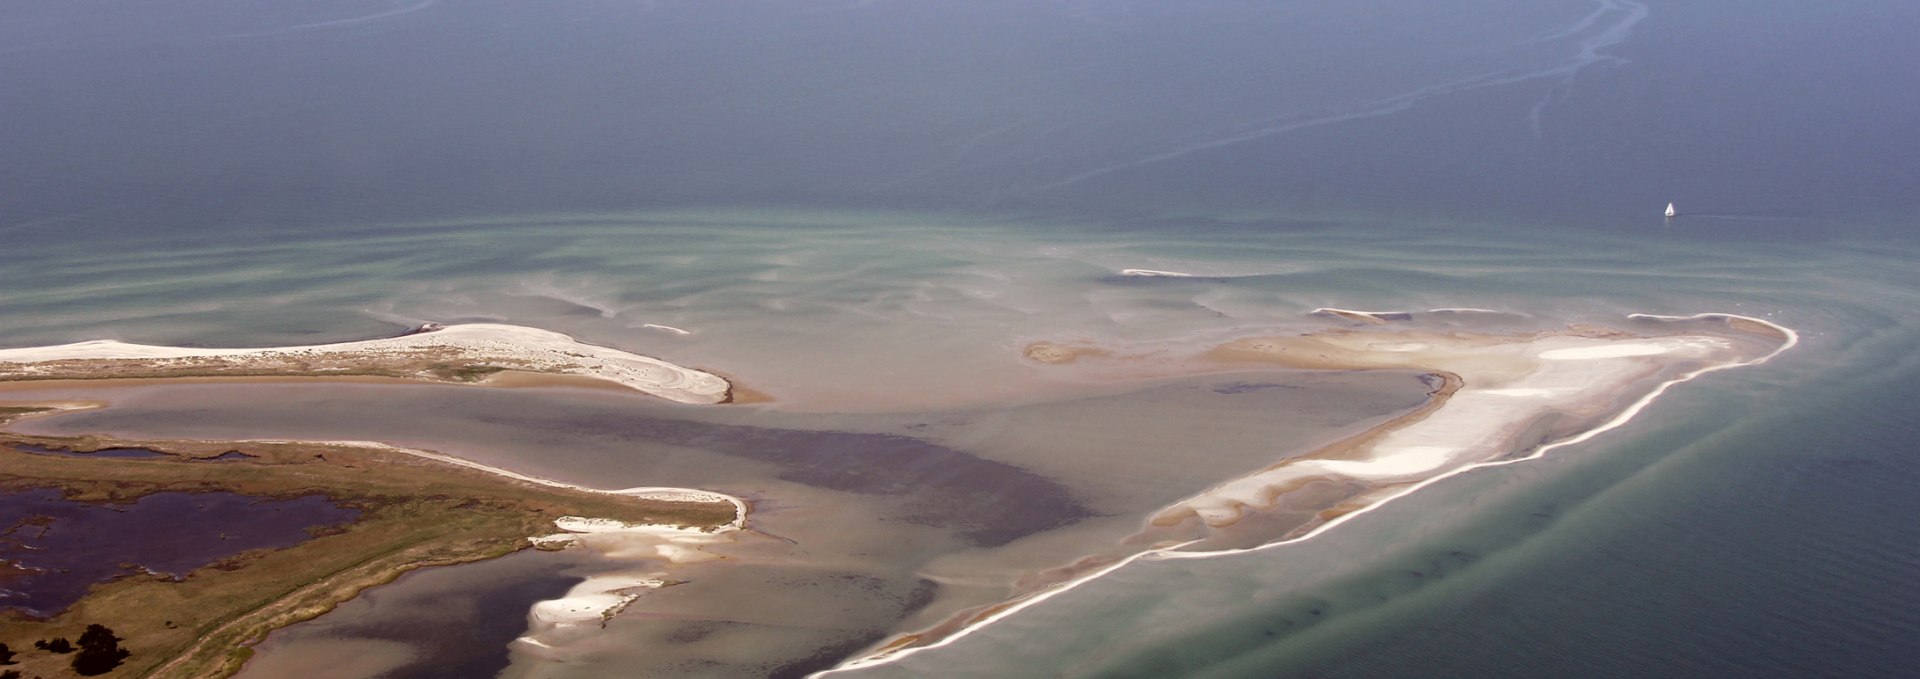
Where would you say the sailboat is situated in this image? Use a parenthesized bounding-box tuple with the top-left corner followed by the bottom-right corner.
(1664, 202, 1677, 218)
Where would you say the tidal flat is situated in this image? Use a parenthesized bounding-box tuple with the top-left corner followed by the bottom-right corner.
(0, 311, 1790, 677)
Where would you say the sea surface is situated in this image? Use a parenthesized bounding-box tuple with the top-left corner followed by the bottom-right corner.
(3, 0, 1918, 677)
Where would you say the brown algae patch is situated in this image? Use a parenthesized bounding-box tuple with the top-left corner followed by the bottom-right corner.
(1022, 342, 1113, 365)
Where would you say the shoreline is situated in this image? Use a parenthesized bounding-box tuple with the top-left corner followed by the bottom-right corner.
(0, 400, 752, 531)
(820, 312, 1798, 674)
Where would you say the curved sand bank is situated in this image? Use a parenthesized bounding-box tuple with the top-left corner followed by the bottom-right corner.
(296, 441, 755, 654)
(0, 323, 732, 405)
(234, 438, 752, 640)
(1160, 312, 1794, 529)
(321, 438, 750, 526)
(824, 312, 1796, 674)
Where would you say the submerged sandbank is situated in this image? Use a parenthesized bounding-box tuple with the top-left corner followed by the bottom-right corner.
(825, 312, 1796, 673)
(0, 323, 733, 405)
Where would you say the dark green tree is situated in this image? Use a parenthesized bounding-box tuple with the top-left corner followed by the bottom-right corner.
(34, 637, 72, 654)
(72, 624, 130, 676)
(0, 641, 13, 664)
(76, 625, 117, 651)
(2, 668, 21, 679)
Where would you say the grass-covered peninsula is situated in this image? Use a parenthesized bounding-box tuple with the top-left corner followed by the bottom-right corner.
(0, 405, 737, 679)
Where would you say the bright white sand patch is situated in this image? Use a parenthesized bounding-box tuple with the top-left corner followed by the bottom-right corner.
(1537, 342, 1671, 360)
(1477, 387, 1573, 397)
(1373, 342, 1431, 352)
(528, 574, 669, 627)
(0, 323, 731, 404)
(522, 512, 745, 649)
(1119, 269, 1194, 277)
(532, 513, 743, 559)
(1308, 445, 1457, 478)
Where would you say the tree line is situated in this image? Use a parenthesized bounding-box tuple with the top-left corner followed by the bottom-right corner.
(0, 623, 131, 676)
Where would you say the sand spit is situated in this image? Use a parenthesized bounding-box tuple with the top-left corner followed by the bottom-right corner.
(1164, 323, 1762, 527)
(298, 440, 750, 529)
(822, 312, 1796, 674)
(331, 441, 755, 655)
(1151, 312, 1797, 556)
(1119, 268, 1195, 277)
(0, 323, 732, 405)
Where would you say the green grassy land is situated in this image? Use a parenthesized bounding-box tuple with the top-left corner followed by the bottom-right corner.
(0, 406, 736, 678)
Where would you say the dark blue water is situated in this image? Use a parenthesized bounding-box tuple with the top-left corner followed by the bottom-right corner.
(2, 1, 1915, 244)
(1294, 373, 1920, 678)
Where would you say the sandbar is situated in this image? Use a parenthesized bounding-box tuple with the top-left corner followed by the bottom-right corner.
(0, 323, 733, 405)
(826, 311, 1796, 672)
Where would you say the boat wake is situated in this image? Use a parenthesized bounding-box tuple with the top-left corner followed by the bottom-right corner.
(1035, 0, 1649, 192)
(224, 0, 437, 38)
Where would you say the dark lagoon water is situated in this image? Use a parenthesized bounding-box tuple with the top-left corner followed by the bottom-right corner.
(9, 443, 170, 459)
(3, 0, 1918, 677)
(236, 549, 588, 679)
(0, 489, 358, 618)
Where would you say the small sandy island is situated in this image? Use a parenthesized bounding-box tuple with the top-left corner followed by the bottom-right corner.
(830, 311, 1797, 672)
(0, 323, 733, 405)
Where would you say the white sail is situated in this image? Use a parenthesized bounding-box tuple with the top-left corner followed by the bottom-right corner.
(1664, 202, 1677, 218)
